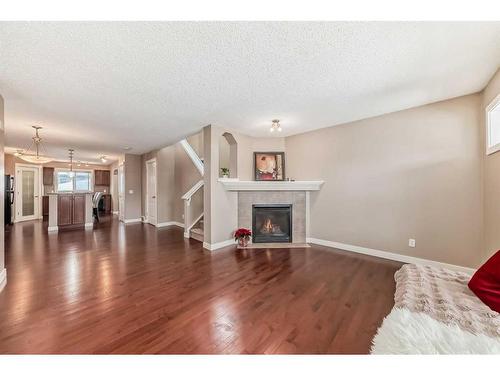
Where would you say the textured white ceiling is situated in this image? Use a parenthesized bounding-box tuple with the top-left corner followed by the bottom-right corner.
(1, 21, 499, 162)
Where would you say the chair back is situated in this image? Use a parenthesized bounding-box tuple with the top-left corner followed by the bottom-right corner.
(92, 192, 103, 209)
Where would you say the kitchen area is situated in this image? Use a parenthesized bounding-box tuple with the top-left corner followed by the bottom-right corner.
(42, 168, 112, 216)
(4, 152, 114, 231)
(43, 167, 112, 231)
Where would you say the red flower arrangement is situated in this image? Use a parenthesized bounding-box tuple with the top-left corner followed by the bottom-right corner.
(234, 228, 251, 247)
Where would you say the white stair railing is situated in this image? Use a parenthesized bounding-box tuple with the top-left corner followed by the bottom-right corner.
(180, 139, 204, 176)
(182, 180, 204, 238)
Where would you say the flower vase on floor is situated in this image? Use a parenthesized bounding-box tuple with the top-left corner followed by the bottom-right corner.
(238, 237, 249, 247)
(234, 228, 251, 248)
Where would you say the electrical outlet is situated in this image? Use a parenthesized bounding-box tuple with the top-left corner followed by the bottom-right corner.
(408, 238, 416, 248)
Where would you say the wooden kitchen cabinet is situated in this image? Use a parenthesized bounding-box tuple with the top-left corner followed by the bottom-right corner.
(43, 167, 54, 186)
(72, 194, 86, 224)
(94, 170, 110, 186)
(42, 196, 49, 216)
(94, 170, 102, 185)
(57, 195, 73, 226)
(58, 194, 86, 226)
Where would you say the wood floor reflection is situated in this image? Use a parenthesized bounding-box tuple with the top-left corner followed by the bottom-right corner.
(0, 216, 401, 354)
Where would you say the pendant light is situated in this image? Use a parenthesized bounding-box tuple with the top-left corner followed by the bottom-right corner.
(17, 126, 54, 164)
(68, 149, 75, 177)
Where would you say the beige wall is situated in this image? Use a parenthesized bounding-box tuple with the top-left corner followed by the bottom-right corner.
(0, 95, 5, 283)
(219, 134, 230, 177)
(174, 139, 203, 222)
(286, 94, 483, 268)
(235, 134, 286, 181)
(202, 126, 212, 242)
(140, 132, 203, 225)
(203, 125, 238, 244)
(187, 132, 204, 160)
(124, 154, 142, 220)
(482, 68, 500, 261)
(141, 146, 176, 223)
(204, 125, 286, 245)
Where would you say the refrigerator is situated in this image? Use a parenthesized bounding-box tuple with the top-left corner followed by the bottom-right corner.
(5, 175, 14, 225)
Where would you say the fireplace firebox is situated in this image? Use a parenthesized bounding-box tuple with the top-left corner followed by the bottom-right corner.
(252, 204, 292, 243)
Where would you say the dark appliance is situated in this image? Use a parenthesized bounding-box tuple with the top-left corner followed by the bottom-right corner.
(5, 175, 14, 225)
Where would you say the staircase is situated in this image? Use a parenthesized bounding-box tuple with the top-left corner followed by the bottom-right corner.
(180, 137, 205, 243)
(189, 218, 204, 242)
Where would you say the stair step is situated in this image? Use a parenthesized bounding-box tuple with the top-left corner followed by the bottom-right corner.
(190, 227, 204, 242)
(191, 227, 203, 235)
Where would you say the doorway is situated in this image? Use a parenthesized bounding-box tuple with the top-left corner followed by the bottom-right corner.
(145, 158, 157, 226)
(15, 164, 41, 222)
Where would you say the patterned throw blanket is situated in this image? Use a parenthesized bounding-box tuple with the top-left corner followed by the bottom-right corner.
(394, 264, 499, 338)
(371, 264, 500, 354)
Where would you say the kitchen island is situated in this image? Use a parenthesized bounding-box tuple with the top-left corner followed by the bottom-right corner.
(47, 192, 94, 232)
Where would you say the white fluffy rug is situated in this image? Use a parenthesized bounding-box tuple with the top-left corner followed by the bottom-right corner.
(371, 308, 500, 354)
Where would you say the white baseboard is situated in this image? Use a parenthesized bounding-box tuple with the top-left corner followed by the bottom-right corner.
(122, 218, 142, 224)
(156, 221, 184, 228)
(0, 268, 6, 293)
(307, 238, 476, 275)
(203, 239, 235, 251)
(85, 223, 93, 229)
(112, 211, 119, 215)
(48, 226, 58, 232)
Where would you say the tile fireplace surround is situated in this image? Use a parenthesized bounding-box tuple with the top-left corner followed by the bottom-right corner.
(220, 179, 324, 245)
(238, 191, 307, 243)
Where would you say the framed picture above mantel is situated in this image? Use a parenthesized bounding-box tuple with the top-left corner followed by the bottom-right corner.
(254, 152, 285, 181)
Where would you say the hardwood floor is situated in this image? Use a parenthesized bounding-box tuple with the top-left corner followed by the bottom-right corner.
(0, 216, 402, 354)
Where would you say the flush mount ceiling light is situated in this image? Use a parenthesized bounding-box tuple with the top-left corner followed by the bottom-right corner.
(100, 156, 107, 163)
(269, 119, 282, 133)
(16, 126, 54, 164)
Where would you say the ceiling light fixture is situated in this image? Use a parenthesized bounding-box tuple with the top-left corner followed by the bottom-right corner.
(100, 156, 107, 163)
(269, 119, 282, 133)
(16, 126, 54, 164)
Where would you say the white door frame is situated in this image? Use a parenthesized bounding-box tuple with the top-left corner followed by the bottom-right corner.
(111, 168, 119, 214)
(118, 163, 125, 222)
(14, 163, 43, 222)
(145, 158, 158, 226)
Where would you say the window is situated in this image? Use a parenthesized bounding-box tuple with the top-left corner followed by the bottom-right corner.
(56, 170, 92, 192)
(486, 94, 500, 155)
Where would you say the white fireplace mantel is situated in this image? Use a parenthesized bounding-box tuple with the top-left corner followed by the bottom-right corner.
(218, 178, 324, 191)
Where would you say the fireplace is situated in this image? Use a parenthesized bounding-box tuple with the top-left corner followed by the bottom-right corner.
(252, 204, 292, 243)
